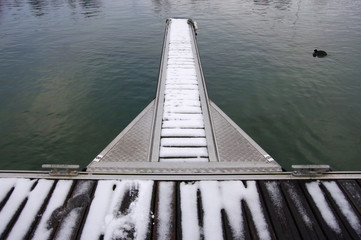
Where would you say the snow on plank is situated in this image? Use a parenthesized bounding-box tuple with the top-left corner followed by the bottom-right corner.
(53, 180, 95, 240)
(32, 180, 73, 240)
(81, 180, 154, 240)
(0, 178, 36, 237)
(161, 137, 207, 147)
(155, 182, 176, 240)
(7, 179, 54, 240)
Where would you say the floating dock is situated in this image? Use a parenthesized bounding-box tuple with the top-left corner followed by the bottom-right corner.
(0, 18, 360, 239)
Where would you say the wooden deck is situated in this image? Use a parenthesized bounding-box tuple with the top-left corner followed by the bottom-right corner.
(0, 174, 360, 239)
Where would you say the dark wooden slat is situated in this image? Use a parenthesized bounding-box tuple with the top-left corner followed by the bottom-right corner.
(75, 180, 98, 240)
(152, 182, 161, 240)
(220, 209, 234, 240)
(320, 181, 360, 239)
(240, 200, 252, 240)
(0, 197, 28, 239)
(25, 180, 58, 240)
(254, 181, 279, 240)
(47, 180, 77, 240)
(300, 180, 346, 240)
(148, 181, 157, 240)
(196, 188, 205, 240)
(0, 187, 14, 212)
(176, 182, 182, 240)
(258, 181, 301, 240)
(338, 180, 361, 215)
(52, 180, 96, 240)
(0, 179, 38, 240)
(281, 180, 326, 240)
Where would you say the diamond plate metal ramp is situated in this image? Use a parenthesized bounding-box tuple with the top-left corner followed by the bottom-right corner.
(86, 18, 282, 174)
(86, 101, 155, 171)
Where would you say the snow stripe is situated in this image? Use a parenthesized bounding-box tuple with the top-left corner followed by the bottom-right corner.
(8, 179, 54, 240)
(32, 180, 73, 240)
(306, 181, 341, 234)
(0, 178, 17, 203)
(0, 178, 36, 235)
(157, 182, 175, 240)
(323, 181, 361, 236)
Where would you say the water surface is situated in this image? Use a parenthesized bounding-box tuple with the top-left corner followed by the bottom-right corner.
(0, 0, 360, 170)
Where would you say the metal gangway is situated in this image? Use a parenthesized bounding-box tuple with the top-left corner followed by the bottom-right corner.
(86, 18, 282, 174)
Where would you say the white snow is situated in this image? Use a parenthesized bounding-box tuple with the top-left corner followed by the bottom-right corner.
(80, 180, 117, 240)
(7, 179, 54, 240)
(179, 181, 271, 240)
(160, 147, 208, 158)
(163, 99, 200, 107)
(161, 129, 205, 137)
(199, 181, 224, 240)
(32, 180, 73, 240)
(161, 137, 207, 147)
(163, 113, 203, 121)
(55, 181, 93, 239)
(157, 182, 175, 240)
(323, 181, 361, 236)
(180, 182, 201, 240)
(0, 178, 36, 235)
(306, 181, 341, 234)
(0, 178, 17, 203)
(101, 181, 154, 240)
(283, 182, 312, 228)
(160, 158, 209, 162)
(158, 19, 209, 162)
(265, 181, 282, 210)
(162, 120, 204, 128)
(219, 181, 244, 239)
(164, 106, 200, 113)
(55, 209, 80, 240)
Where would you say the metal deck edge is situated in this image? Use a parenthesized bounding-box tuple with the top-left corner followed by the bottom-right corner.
(0, 171, 360, 181)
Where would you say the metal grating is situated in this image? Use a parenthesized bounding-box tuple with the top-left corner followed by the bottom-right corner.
(210, 101, 281, 169)
(87, 101, 154, 171)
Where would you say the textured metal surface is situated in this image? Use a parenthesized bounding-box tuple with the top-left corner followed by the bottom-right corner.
(210, 101, 281, 169)
(87, 101, 154, 171)
(85, 162, 281, 174)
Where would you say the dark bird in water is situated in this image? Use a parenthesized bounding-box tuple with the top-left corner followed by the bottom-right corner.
(313, 49, 327, 57)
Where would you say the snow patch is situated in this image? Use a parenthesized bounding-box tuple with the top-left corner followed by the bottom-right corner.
(8, 179, 54, 240)
(306, 181, 341, 234)
(0, 178, 36, 235)
(0, 178, 17, 203)
(180, 182, 201, 240)
(323, 181, 361, 236)
(157, 182, 175, 240)
(32, 180, 73, 240)
(283, 182, 312, 228)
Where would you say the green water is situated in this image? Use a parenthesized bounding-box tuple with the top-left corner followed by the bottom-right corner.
(0, 0, 360, 170)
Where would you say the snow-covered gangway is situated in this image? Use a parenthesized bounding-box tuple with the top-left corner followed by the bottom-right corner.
(86, 18, 282, 173)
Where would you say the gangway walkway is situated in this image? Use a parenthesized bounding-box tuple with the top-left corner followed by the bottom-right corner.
(86, 18, 281, 173)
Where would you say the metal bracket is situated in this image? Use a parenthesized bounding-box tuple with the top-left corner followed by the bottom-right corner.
(42, 164, 80, 176)
(292, 165, 331, 177)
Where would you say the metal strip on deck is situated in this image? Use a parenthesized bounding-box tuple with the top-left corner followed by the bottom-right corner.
(1, 176, 360, 239)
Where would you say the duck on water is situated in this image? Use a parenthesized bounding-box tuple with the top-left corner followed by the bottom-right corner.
(313, 49, 327, 57)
